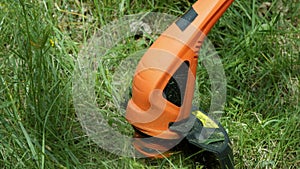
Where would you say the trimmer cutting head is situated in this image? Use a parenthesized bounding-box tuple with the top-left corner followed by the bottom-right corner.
(125, 0, 235, 168)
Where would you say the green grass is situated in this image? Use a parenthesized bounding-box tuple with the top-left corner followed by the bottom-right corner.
(0, 0, 299, 168)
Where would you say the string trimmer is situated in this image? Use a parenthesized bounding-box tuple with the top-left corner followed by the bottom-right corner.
(126, 0, 234, 168)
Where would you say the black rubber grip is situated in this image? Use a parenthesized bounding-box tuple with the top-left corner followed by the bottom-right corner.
(176, 7, 198, 31)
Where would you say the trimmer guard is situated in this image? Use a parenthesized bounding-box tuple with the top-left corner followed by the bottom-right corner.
(132, 109, 234, 169)
(186, 110, 234, 169)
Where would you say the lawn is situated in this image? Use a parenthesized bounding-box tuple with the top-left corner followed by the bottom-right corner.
(0, 0, 299, 168)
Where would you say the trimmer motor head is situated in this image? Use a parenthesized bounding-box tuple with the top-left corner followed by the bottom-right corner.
(125, 0, 235, 168)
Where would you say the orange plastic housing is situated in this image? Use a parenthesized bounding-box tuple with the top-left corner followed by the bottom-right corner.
(126, 0, 234, 140)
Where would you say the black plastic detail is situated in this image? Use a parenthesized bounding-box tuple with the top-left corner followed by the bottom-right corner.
(163, 61, 190, 107)
(176, 7, 198, 31)
(186, 113, 235, 169)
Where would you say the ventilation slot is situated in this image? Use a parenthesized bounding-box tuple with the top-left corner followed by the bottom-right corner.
(163, 61, 189, 107)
